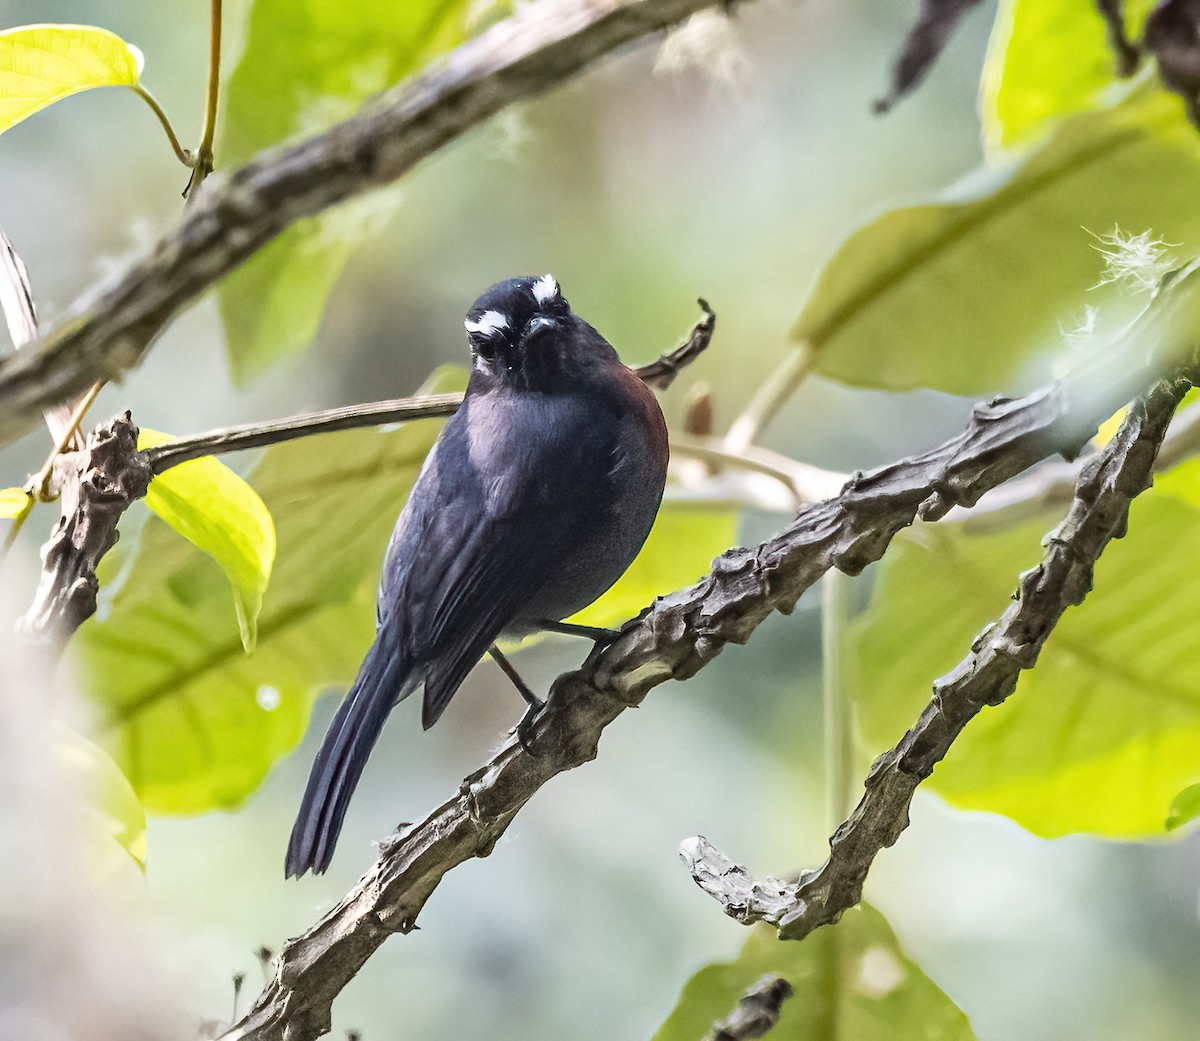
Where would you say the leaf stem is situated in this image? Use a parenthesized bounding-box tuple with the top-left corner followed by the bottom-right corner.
(28, 382, 105, 500)
(821, 568, 854, 831)
(132, 85, 196, 168)
(724, 340, 816, 452)
(186, 0, 223, 197)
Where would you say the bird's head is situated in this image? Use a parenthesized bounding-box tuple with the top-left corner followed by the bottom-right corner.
(463, 275, 619, 392)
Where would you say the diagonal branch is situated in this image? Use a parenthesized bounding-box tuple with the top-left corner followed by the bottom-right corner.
(680, 372, 1190, 940)
(218, 339, 1181, 1040)
(0, 0, 731, 447)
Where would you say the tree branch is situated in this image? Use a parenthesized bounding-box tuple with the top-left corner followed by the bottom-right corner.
(218, 339, 1180, 1040)
(680, 372, 1190, 940)
(0, 0, 731, 447)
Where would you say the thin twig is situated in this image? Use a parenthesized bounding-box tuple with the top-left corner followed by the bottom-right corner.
(635, 298, 715, 388)
(27, 383, 105, 501)
(0, 0, 734, 446)
(144, 393, 462, 473)
(681, 373, 1190, 941)
(145, 303, 718, 473)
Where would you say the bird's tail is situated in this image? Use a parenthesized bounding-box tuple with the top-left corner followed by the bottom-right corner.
(286, 633, 415, 877)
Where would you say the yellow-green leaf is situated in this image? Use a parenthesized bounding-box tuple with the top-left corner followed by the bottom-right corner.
(0, 24, 143, 135)
(0, 485, 30, 518)
(138, 429, 276, 653)
(981, 0, 1158, 152)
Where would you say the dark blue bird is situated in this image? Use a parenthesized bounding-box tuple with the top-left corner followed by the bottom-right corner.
(286, 275, 669, 877)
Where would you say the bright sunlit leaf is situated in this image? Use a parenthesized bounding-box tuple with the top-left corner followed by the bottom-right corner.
(0, 24, 144, 135)
(138, 429, 276, 653)
(652, 904, 975, 1041)
(981, 0, 1158, 152)
(0, 485, 30, 518)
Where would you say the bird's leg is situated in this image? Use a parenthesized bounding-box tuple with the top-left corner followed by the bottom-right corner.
(488, 645, 544, 753)
(535, 619, 621, 646)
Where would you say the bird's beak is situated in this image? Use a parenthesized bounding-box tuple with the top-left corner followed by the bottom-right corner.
(526, 316, 556, 337)
(522, 315, 559, 353)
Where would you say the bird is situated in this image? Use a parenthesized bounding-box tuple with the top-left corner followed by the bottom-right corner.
(286, 274, 669, 877)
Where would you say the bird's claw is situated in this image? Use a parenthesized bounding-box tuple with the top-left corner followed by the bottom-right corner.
(515, 699, 545, 755)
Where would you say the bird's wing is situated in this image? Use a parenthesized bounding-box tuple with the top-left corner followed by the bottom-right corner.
(381, 394, 616, 727)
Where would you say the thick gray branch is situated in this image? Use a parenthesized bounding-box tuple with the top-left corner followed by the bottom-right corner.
(218, 347, 1180, 1040)
(0, 0, 727, 446)
(681, 373, 1189, 940)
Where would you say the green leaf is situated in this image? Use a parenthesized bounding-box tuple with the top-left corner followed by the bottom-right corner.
(652, 904, 974, 1041)
(0, 486, 30, 518)
(1166, 783, 1200, 832)
(794, 89, 1200, 395)
(567, 502, 737, 629)
(851, 452, 1200, 838)
(981, 0, 1158, 151)
(56, 728, 147, 872)
(138, 429, 276, 653)
(0, 24, 143, 135)
(217, 1, 481, 381)
(77, 368, 466, 814)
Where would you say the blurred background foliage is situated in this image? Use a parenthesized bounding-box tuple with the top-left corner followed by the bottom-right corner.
(3, 0, 1200, 1039)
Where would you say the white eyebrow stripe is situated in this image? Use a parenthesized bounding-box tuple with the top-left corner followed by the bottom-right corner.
(532, 273, 559, 305)
(464, 309, 509, 337)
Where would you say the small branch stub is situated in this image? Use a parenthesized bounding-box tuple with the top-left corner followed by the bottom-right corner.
(708, 975, 795, 1041)
(19, 413, 150, 643)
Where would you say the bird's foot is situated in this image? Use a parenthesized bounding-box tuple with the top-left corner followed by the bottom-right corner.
(515, 698, 546, 755)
